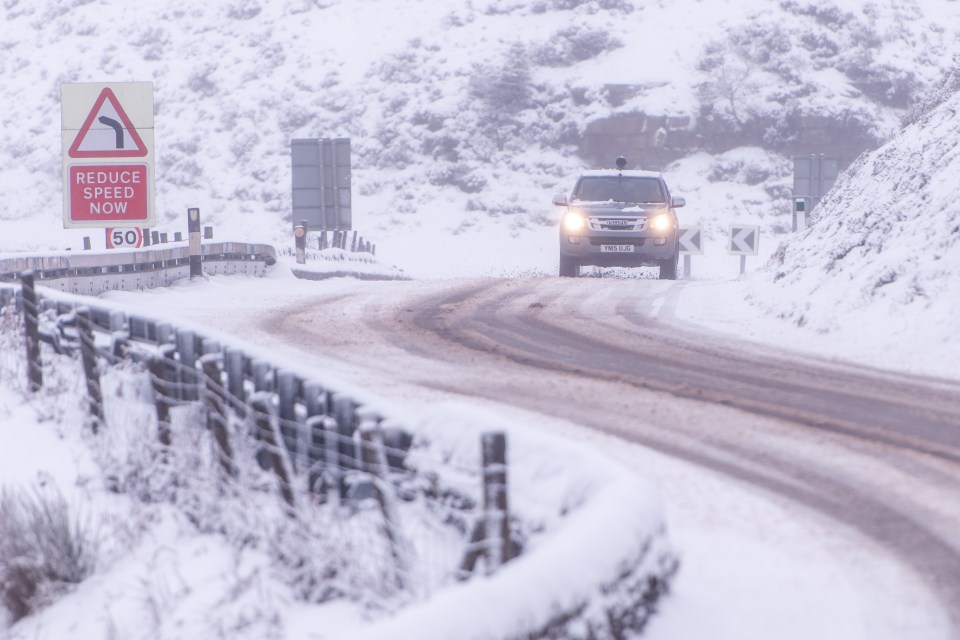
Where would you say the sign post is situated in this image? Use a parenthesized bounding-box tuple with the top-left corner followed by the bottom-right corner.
(728, 225, 760, 276)
(678, 226, 703, 280)
(62, 82, 156, 230)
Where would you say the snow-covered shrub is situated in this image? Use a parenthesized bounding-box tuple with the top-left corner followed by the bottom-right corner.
(903, 55, 960, 127)
(0, 301, 25, 396)
(696, 2, 939, 152)
(531, 25, 623, 67)
(0, 484, 100, 623)
(468, 44, 534, 151)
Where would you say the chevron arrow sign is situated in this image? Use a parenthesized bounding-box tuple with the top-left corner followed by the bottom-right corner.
(728, 225, 759, 256)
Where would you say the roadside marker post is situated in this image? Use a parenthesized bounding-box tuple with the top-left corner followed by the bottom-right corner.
(793, 198, 807, 231)
(294, 219, 307, 265)
(678, 227, 703, 280)
(188, 208, 202, 278)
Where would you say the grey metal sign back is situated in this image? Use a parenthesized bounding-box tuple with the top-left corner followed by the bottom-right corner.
(291, 138, 351, 230)
(793, 155, 838, 212)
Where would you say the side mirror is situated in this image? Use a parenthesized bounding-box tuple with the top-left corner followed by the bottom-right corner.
(671, 196, 686, 208)
(552, 193, 568, 206)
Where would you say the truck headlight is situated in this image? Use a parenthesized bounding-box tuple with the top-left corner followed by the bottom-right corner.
(563, 211, 587, 232)
(648, 214, 672, 232)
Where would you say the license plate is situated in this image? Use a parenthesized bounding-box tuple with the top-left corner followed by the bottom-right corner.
(601, 244, 634, 253)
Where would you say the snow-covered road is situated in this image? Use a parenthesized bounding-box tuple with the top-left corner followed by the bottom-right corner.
(111, 271, 960, 639)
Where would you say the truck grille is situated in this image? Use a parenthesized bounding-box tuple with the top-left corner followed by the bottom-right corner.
(589, 238, 646, 246)
(590, 218, 645, 231)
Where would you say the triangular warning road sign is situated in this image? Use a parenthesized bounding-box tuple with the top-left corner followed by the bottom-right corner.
(68, 88, 148, 158)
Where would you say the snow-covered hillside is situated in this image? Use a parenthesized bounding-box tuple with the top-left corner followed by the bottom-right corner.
(748, 68, 960, 367)
(1, 0, 958, 271)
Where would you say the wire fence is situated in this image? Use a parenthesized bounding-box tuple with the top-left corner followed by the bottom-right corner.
(2, 274, 516, 601)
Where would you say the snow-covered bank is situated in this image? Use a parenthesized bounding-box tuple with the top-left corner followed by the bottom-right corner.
(665, 78, 960, 383)
(0, 289, 676, 639)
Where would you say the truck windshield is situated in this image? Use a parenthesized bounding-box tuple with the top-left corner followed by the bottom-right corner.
(574, 177, 664, 203)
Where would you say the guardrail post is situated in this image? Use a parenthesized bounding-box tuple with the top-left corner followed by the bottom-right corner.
(482, 431, 510, 574)
(350, 231, 358, 252)
(318, 231, 328, 250)
(188, 208, 202, 277)
(359, 408, 405, 591)
(151, 231, 159, 245)
(201, 353, 236, 480)
(250, 392, 295, 511)
(20, 271, 42, 393)
(82, 237, 92, 251)
(76, 306, 104, 432)
(142, 227, 151, 247)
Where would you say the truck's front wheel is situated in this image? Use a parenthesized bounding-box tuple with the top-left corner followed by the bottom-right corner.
(559, 255, 579, 278)
(658, 254, 678, 280)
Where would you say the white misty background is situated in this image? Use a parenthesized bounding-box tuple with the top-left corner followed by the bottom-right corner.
(3, 0, 960, 638)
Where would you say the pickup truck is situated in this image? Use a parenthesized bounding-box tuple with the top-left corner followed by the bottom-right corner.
(554, 158, 685, 279)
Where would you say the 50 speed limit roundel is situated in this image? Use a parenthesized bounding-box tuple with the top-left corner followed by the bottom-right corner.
(106, 227, 143, 249)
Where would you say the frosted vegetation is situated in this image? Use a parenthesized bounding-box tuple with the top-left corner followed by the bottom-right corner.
(0, 0, 956, 252)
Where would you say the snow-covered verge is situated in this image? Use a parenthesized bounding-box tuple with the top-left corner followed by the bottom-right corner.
(0, 294, 676, 639)
(732, 76, 960, 378)
(284, 249, 409, 281)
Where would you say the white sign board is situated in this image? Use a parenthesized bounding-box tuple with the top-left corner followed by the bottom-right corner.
(728, 225, 759, 256)
(678, 227, 703, 255)
(61, 82, 155, 229)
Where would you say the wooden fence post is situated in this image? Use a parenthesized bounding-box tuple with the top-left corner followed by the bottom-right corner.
(332, 393, 358, 498)
(250, 392, 295, 511)
(76, 306, 104, 432)
(482, 431, 510, 574)
(148, 346, 176, 447)
(20, 271, 42, 392)
(303, 381, 326, 497)
(358, 408, 405, 591)
(224, 348, 245, 397)
(201, 353, 236, 479)
(276, 371, 301, 472)
(109, 311, 129, 360)
(322, 416, 341, 507)
(176, 330, 199, 402)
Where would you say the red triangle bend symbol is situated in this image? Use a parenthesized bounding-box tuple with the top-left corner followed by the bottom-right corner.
(68, 88, 148, 159)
